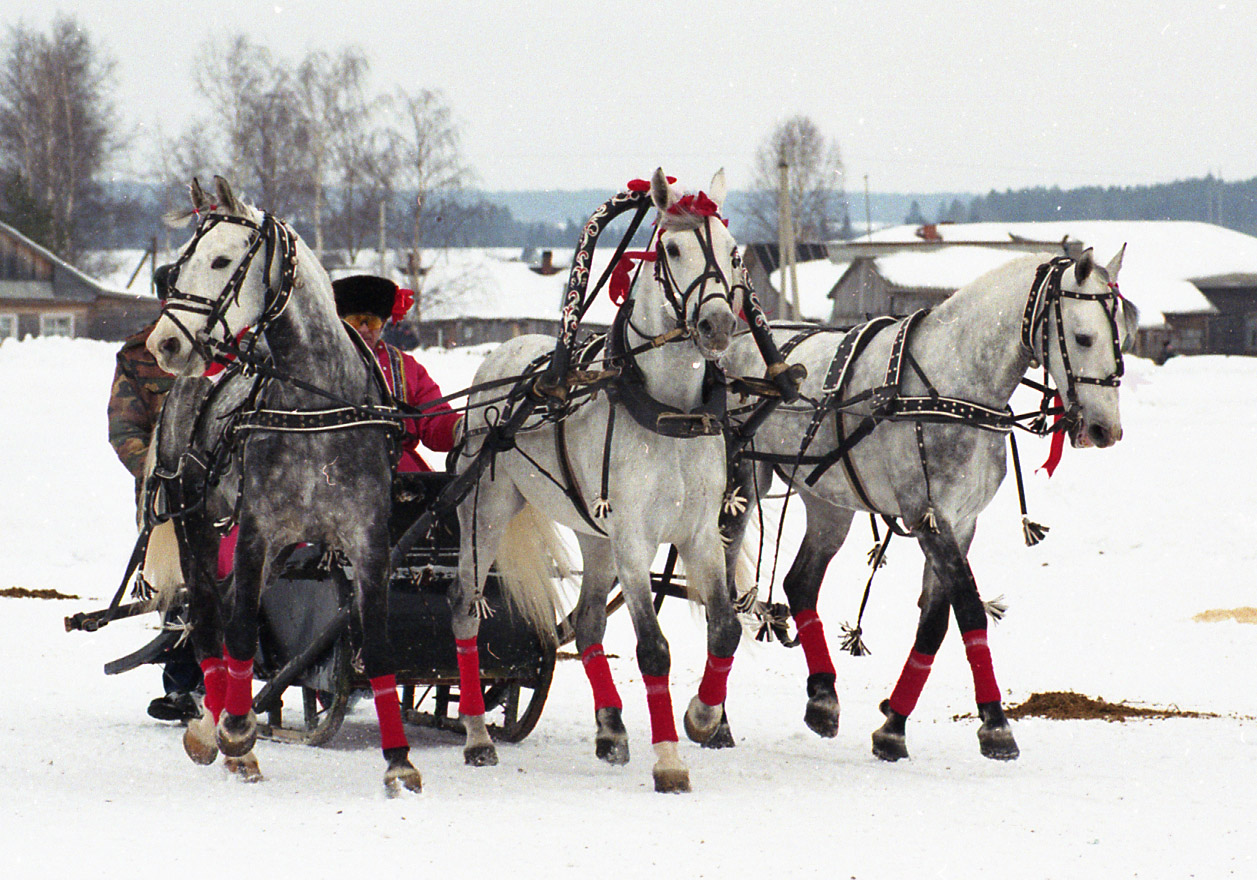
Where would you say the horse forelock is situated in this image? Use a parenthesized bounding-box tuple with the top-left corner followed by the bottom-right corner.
(657, 206, 714, 232)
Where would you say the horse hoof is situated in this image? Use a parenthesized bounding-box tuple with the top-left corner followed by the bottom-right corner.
(804, 673, 840, 738)
(872, 699, 909, 762)
(216, 711, 257, 758)
(652, 741, 690, 793)
(682, 695, 722, 744)
(464, 744, 499, 767)
(653, 767, 692, 793)
(978, 701, 1020, 761)
(595, 706, 630, 765)
(385, 759, 423, 793)
(701, 711, 736, 750)
(224, 752, 263, 783)
(183, 712, 219, 766)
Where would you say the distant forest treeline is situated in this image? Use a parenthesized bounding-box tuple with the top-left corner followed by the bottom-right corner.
(81, 174, 1255, 254)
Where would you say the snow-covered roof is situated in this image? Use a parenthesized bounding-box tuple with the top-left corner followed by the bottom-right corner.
(839, 220, 1245, 327)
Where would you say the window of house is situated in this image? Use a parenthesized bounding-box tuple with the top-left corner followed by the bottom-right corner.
(39, 313, 74, 338)
(1177, 327, 1203, 351)
(0, 313, 17, 340)
(1246, 315, 1257, 352)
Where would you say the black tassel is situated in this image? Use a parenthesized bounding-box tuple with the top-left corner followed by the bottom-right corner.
(866, 543, 887, 568)
(1028, 413, 1050, 436)
(1022, 516, 1050, 546)
(839, 621, 870, 656)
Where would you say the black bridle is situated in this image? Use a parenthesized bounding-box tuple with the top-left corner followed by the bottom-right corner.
(160, 211, 297, 368)
(651, 213, 745, 337)
(1020, 255, 1126, 426)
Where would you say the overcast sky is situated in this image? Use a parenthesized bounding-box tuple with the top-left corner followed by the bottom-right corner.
(5, 1, 1252, 195)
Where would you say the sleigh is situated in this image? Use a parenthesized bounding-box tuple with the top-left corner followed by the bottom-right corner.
(68, 471, 693, 748)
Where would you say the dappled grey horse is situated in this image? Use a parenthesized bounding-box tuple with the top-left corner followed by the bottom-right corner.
(450, 169, 745, 792)
(721, 248, 1138, 761)
(145, 177, 425, 791)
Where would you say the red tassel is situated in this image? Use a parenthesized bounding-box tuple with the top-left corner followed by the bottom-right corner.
(1039, 393, 1065, 476)
(608, 250, 656, 305)
(391, 287, 415, 323)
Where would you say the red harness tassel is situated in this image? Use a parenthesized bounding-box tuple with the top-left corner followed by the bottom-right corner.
(962, 629, 1002, 704)
(697, 653, 735, 706)
(888, 649, 935, 717)
(370, 674, 409, 752)
(200, 657, 226, 723)
(642, 674, 678, 744)
(455, 637, 486, 716)
(794, 610, 837, 677)
(581, 644, 622, 710)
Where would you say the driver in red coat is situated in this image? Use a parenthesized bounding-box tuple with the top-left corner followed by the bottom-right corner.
(332, 275, 462, 471)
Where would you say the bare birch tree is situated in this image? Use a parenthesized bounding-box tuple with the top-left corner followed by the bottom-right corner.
(745, 115, 845, 242)
(0, 15, 117, 260)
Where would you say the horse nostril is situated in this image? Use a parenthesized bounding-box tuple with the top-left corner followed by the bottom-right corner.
(697, 318, 714, 337)
(159, 336, 182, 357)
(1088, 423, 1110, 448)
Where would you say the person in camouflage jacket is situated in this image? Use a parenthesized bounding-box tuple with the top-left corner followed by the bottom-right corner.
(108, 321, 174, 495)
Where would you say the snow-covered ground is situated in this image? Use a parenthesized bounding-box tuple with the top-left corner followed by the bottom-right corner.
(1, 337, 1255, 879)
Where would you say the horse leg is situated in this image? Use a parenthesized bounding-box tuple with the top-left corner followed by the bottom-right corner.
(173, 512, 230, 767)
(782, 498, 855, 738)
(873, 550, 952, 762)
(680, 533, 739, 747)
(453, 481, 525, 767)
(216, 522, 267, 761)
(351, 520, 422, 793)
(572, 534, 628, 765)
(922, 520, 1019, 761)
(615, 541, 688, 794)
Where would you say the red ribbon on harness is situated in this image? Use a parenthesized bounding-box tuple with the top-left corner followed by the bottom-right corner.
(609, 249, 657, 305)
(668, 191, 723, 221)
(626, 176, 675, 192)
(392, 287, 415, 324)
(1038, 392, 1066, 477)
(203, 326, 251, 378)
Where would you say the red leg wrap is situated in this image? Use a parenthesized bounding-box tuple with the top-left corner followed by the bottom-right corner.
(962, 629, 1002, 704)
(888, 649, 935, 717)
(455, 637, 486, 716)
(215, 526, 238, 580)
(370, 674, 409, 752)
(581, 644, 622, 710)
(642, 674, 678, 744)
(794, 610, 836, 677)
(223, 653, 253, 718)
(200, 657, 226, 723)
(696, 652, 735, 706)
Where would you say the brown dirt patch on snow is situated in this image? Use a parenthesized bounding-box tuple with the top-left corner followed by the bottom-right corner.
(2, 586, 80, 600)
(1194, 607, 1257, 624)
(1003, 691, 1215, 722)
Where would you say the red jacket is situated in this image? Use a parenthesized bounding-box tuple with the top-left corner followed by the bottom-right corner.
(374, 341, 461, 472)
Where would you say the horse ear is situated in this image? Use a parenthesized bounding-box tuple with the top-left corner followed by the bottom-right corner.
(1119, 297, 1141, 353)
(708, 168, 727, 211)
(651, 167, 677, 214)
(189, 177, 211, 212)
(1074, 247, 1095, 285)
(1105, 243, 1126, 281)
(214, 176, 242, 215)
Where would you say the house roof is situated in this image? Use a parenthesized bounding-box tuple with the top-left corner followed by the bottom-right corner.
(1, 221, 127, 300)
(834, 221, 1241, 327)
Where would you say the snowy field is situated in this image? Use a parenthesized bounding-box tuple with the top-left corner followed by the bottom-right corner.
(1, 337, 1255, 879)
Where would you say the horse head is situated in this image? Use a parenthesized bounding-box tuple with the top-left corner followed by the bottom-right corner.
(147, 177, 292, 376)
(647, 168, 743, 359)
(1033, 245, 1139, 449)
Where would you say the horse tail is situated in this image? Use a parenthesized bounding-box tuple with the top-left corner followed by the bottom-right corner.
(494, 504, 571, 647)
(138, 435, 184, 612)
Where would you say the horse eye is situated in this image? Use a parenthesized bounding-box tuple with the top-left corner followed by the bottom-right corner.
(665, 242, 681, 259)
(211, 256, 232, 270)
(1074, 333, 1094, 348)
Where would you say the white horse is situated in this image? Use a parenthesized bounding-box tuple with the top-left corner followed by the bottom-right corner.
(720, 248, 1138, 761)
(451, 169, 743, 792)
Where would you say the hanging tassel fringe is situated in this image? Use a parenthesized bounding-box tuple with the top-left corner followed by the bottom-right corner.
(1022, 516, 1050, 546)
(839, 621, 870, 656)
(751, 601, 794, 645)
(866, 543, 888, 568)
(592, 497, 612, 519)
(916, 506, 939, 534)
(722, 486, 748, 517)
(470, 595, 495, 620)
(983, 594, 1008, 623)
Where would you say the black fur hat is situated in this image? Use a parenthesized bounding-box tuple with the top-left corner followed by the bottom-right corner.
(332, 274, 397, 319)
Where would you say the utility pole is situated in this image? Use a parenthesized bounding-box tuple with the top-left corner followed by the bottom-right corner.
(864, 174, 873, 240)
(377, 200, 388, 277)
(778, 159, 801, 320)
